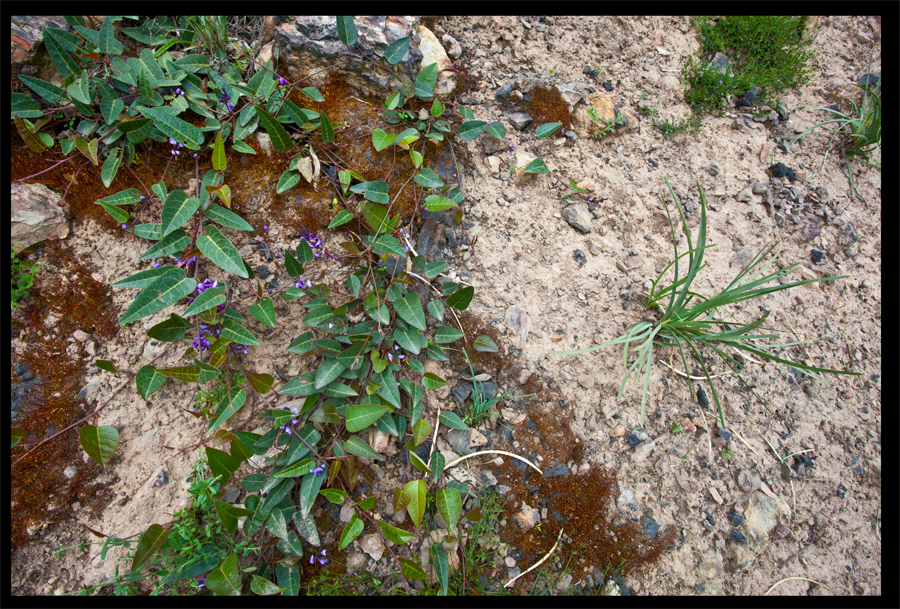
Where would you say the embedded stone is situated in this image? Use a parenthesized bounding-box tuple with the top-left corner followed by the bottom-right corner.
(11, 183, 69, 253)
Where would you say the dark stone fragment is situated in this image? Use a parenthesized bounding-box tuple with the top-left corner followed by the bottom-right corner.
(718, 428, 732, 441)
(573, 249, 587, 268)
(268, 278, 279, 290)
(729, 508, 743, 526)
(473, 380, 498, 402)
(412, 440, 432, 462)
(706, 514, 716, 527)
(378, 255, 404, 275)
(152, 470, 169, 487)
(443, 226, 458, 249)
(602, 81, 614, 91)
(777, 142, 789, 154)
(836, 483, 847, 498)
(45, 424, 56, 437)
(775, 105, 790, 121)
(483, 136, 507, 155)
(648, 158, 658, 168)
(696, 384, 709, 409)
(731, 529, 748, 543)
(495, 81, 515, 102)
(811, 249, 824, 263)
(256, 265, 270, 279)
(771, 162, 796, 182)
(421, 208, 453, 224)
(528, 419, 537, 430)
(643, 517, 660, 538)
(544, 464, 569, 478)
(627, 431, 643, 448)
(737, 86, 760, 106)
(510, 548, 525, 561)
(452, 382, 473, 402)
(857, 74, 880, 87)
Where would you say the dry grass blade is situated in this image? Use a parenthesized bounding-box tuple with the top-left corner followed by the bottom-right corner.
(764, 576, 830, 595)
(504, 527, 564, 588)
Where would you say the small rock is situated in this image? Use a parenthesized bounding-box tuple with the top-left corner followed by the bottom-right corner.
(736, 469, 762, 493)
(643, 517, 660, 538)
(72, 330, 90, 342)
(751, 181, 767, 195)
(625, 253, 643, 269)
(736, 187, 753, 203)
(347, 552, 367, 570)
(63, 466, 77, 480)
(340, 501, 355, 523)
(544, 464, 569, 478)
(483, 471, 498, 486)
(617, 490, 637, 512)
(505, 556, 516, 568)
(709, 487, 724, 505)
(577, 374, 594, 389)
(152, 470, 169, 488)
(602, 81, 614, 92)
(360, 533, 385, 561)
(484, 155, 501, 174)
(632, 439, 656, 463)
(468, 427, 488, 450)
(562, 203, 594, 233)
(611, 425, 626, 437)
(508, 112, 533, 131)
(556, 573, 573, 592)
(515, 501, 541, 530)
(445, 428, 469, 454)
(709, 163, 721, 176)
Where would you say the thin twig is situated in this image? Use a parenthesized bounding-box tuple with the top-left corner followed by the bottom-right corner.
(445, 450, 542, 475)
(764, 576, 829, 595)
(504, 528, 564, 588)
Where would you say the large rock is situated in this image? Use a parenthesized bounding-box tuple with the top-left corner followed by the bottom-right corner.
(727, 492, 790, 571)
(562, 203, 594, 233)
(275, 17, 446, 98)
(11, 182, 69, 253)
(11, 16, 71, 79)
(415, 25, 455, 95)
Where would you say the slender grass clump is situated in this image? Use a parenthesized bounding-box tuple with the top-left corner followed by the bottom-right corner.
(555, 178, 858, 427)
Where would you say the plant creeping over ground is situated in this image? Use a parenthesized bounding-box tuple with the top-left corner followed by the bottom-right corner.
(10, 16, 569, 596)
(555, 178, 859, 427)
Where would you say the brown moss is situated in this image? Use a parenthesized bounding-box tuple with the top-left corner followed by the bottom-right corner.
(525, 84, 574, 131)
(11, 239, 119, 549)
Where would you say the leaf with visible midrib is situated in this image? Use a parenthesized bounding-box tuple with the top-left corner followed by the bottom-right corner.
(131, 524, 171, 572)
(255, 106, 291, 153)
(118, 268, 196, 325)
(139, 106, 204, 149)
(336, 16, 357, 46)
(395, 292, 426, 331)
(197, 225, 248, 279)
(160, 190, 200, 238)
(79, 425, 119, 467)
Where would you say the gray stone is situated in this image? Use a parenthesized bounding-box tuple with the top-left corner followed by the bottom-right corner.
(556, 573, 573, 592)
(617, 489, 637, 512)
(141, 339, 167, 363)
(632, 438, 656, 463)
(11, 183, 70, 254)
(735, 187, 753, 203)
(360, 533, 385, 561)
(441, 33, 462, 59)
(77, 380, 101, 403)
(339, 500, 355, 523)
(729, 492, 789, 571)
(63, 466, 77, 480)
(736, 469, 762, 493)
(562, 203, 594, 233)
(544, 464, 569, 477)
(577, 374, 595, 389)
(730, 248, 754, 271)
(495, 81, 516, 102)
(751, 181, 768, 195)
(445, 428, 469, 454)
(509, 112, 534, 131)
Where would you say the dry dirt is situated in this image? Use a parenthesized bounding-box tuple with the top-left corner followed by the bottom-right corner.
(11, 15, 882, 597)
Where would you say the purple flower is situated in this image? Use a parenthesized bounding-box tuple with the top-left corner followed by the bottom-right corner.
(278, 77, 288, 85)
(192, 335, 210, 351)
(122, 224, 128, 229)
(310, 549, 328, 566)
(226, 102, 235, 112)
(152, 262, 161, 268)
(233, 344, 249, 354)
(263, 225, 268, 231)
(168, 138, 177, 146)
(140, 195, 146, 201)
(193, 153, 198, 158)
(311, 465, 325, 476)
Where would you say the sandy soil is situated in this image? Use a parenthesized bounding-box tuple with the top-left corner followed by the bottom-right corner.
(11, 15, 881, 596)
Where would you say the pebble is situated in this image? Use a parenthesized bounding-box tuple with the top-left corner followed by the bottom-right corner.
(63, 466, 77, 480)
(632, 439, 656, 463)
(543, 464, 569, 478)
(576, 374, 594, 389)
(617, 489, 637, 512)
(709, 487, 724, 505)
(610, 425, 626, 437)
(508, 112, 533, 131)
(736, 469, 762, 493)
(468, 427, 488, 449)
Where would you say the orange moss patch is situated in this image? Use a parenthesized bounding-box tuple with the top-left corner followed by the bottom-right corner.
(526, 84, 574, 131)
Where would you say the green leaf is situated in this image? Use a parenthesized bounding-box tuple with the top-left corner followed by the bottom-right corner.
(97, 202, 128, 223)
(408, 450, 433, 474)
(276, 530, 305, 558)
(197, 225, 248, 278)
(320, 112, 334, 143)
(422, 372, 448, 390)
(139, 229, 189, 260)
(203, 204, 253, 231)
(275, 561, 300, 596)
(205, 552, 241, 596)
(485, 122, 506, 139)
(431, 451, 445, 483)
(101, 96, 125, 124)
(11, 429, 26, 449)
(206, 447, 240, 485)
(459, 120, 488, 141)
(98, 16, 123, 55)
(274, 458, 314, 479)
(372, 128, 397, 151)
(395, 292, 426, 331)
(249, 297, 276, 327)
(434, 326, 464, 344)
(410, 149, 423, 168)
(473, 335, 499, 352)
(276, 168, 301, 193)
(250, 575, 283, 596)
(231, 140, 255, 154)
(384, 36, 411, 64)
(212, 131, 227, 171)
(378, 521, 415, 545)
(220, 319, 260, 346)
(431, 542, 450, 595)
(423, 195, 457, 212)
(247, 372, 274, 395)
(320, 488, 349, 504)
(181, 286, 225, 317)
(339, 514, 364, 550)
(314, 358, 346, 390)
(414, 81, 433, 99)
(155, 365, 200, 383)
(254, 106, 291, 153)
(344, 435, 381, 460)
(411, 418, 430, 447)
(118, 268, 196, 325)
(207, 387, 247, 434)
(293, 509, 321, 547)
(160, 190, 200, 238)
(524, 158, 549, 174)
(404, 479, 428, 527)
(302, 305, 333, 329)
(336, 16, 357, 46)
(130, 524, 171, 573)
(374, 369, 401, 409)
(214, 501, 251, 535)
(300, 86, 324, 102)
(446, 285, 474, 310)
(328, 209, 354, 228)
(438, 411, 468, 431)
(74, 135, 99, 165)
(79, 425, 119, 467)
(436, 488, 462, 532)
(424, 299, 445, 323)
(135, 365, 167, 400)
(138, 106, 204, 149)
(10, 93, 43, 120)
(399, 558, 427, 580)
(18, 75, 66, 105)
(43, 30, 80, 79)
(300, 469, 327, 519)
(393, 327, 422, 355)
(345, 404, 390, 433)
(414, 167, 443, 189)
(174, 53, 210, 73)
(147, 313, 192, 341)
(536, 122, 563, 139)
